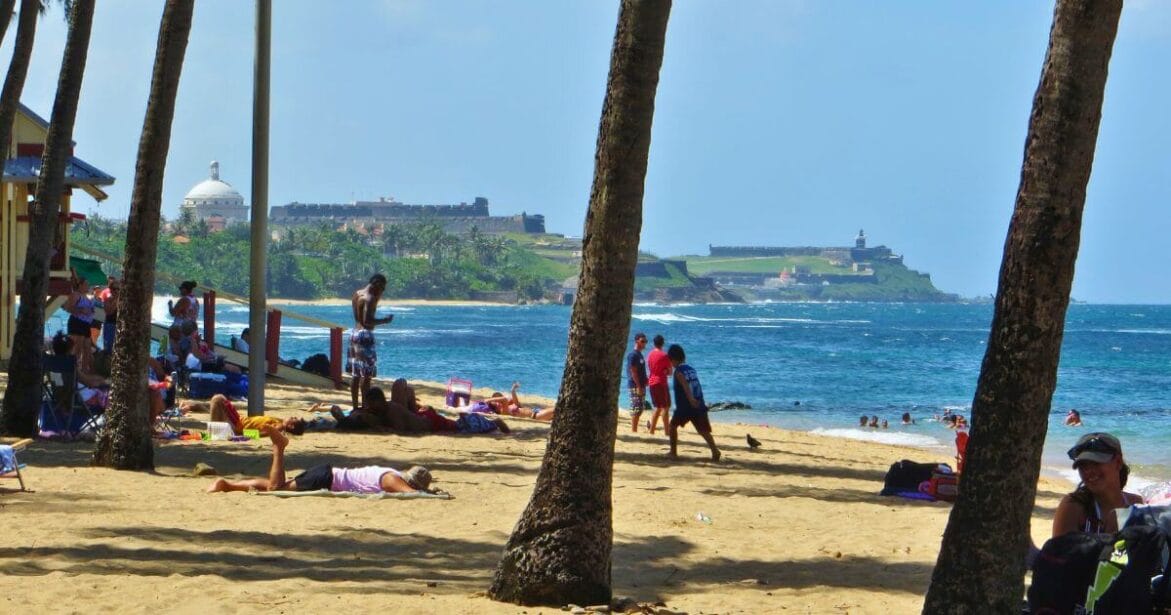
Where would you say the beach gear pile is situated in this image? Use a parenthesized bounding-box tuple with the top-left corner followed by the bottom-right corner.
(1028, 505, 1170, 614)
(878, 459, 957, 503)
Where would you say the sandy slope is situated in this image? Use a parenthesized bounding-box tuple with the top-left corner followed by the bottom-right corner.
(0, 377, 1067, 614)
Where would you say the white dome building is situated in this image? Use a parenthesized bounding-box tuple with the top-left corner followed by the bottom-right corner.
(179, 161, 248, 223)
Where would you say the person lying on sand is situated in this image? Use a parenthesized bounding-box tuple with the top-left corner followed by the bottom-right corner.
(324, 383, 510, 435)
(207, 427, 433, 494)
(469, 382, 555, 421)
(207, 394, 306, 435)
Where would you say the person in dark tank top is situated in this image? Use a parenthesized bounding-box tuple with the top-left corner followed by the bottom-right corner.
(666, 344, 721, 462)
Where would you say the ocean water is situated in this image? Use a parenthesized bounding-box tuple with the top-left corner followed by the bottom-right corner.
(49, 300, 1171, 484)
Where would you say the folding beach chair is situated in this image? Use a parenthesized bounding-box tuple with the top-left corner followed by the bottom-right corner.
(40, 354, 102, 438)
(0, 438, 33, 492)
(446, 377, 472, 408)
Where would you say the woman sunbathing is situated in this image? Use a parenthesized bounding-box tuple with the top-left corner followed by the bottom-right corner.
(469, 382, 554, 421)
(207, 427, 433, 494)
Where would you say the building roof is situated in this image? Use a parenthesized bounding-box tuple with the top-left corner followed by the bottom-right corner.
(3, 155, 116, 200)
(184, 161, 243, 203)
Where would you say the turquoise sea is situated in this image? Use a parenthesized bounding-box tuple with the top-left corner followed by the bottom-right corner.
(54, 301, 1171, 485)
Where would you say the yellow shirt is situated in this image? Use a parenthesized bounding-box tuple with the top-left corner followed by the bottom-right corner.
(239, 416, 283, 432)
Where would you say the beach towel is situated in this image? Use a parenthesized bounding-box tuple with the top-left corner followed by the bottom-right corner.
(0, 446, 16, 472)
(252, 489, 452, 500)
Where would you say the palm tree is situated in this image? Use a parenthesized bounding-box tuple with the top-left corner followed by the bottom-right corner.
(921, 0, 1123, 612)
(1, 0, 94, 437)
(93, 0, 194, 469)
(488, 0, 671, 606)
(0, 0, 44, 204)
(0, 0, 17, 46)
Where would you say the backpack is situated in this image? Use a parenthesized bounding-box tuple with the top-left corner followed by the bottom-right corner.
(879, 460, 942, 496)
(1084, 524, 1168, 614)
(302, 353, 331, 377)
(1028, 531, 1116, 614)
(1084, 506, 1171, 614)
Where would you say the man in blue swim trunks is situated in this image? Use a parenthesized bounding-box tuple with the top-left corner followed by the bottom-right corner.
(350, 273, 394, 409)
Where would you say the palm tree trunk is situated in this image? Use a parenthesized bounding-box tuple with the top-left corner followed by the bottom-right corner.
(93, 0, 194, 469)
(921, 1, 1122, 612)
(0, 0, 17, 48)
(0, 0, 40, 193)
(1, 0, 93, 437)
(488, 0, 671, 607)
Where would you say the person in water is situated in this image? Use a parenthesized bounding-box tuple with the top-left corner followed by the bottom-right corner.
(1064, 409, 1083, 427)
(1052, 432, 1144, 537)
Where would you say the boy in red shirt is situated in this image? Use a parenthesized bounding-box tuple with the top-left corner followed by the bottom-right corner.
(646, 334, 672, 434)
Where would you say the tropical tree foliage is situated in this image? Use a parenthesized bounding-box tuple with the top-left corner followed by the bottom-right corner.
(72, 219, 575, 301)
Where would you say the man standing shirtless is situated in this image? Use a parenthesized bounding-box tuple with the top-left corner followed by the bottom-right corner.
(351, 273, 393, 409)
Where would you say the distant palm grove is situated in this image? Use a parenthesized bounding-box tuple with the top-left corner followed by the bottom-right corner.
(72, 213, 576, 301)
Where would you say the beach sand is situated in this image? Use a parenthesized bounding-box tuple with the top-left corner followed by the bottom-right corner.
(0, 376, 1069, 614)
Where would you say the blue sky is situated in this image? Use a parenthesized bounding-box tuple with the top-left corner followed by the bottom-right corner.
(5, 1, 1170, 303)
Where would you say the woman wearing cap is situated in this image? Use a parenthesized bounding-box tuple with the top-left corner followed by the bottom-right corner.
(207, 427, 433, 494)
(169, 280, 200, 329)
(1052, 432, 1144, 537)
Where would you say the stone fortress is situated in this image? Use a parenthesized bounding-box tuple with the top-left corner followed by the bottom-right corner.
(269, 196, 546, 235)
(706, 230, 925, 287)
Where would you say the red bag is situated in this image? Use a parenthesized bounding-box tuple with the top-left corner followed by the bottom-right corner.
(928, 471, 959, 502)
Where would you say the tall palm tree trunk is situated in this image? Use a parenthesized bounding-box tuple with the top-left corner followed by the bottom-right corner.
(0, 0, 40, 192)
(489, 0, 671, 607)
(922, 1, 1122, 612)
(1, 0, 93, 437)
(0, 0, 17, 47)
(93, 0, 194, 469)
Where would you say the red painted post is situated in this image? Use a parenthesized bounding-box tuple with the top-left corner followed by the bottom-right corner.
(265, 309, 282, 374)
(330, 327, 343, 388)
(203, 290, 216, 347)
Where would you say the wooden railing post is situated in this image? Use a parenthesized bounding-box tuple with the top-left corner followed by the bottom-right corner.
(265, 309, 281, 375)
(330, 327, 344, 389)
(203, 290, 216, 346)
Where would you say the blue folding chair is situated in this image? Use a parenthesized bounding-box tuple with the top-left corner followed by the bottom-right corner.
(40, 354, 102, 438)
(0, 438, 32, 492)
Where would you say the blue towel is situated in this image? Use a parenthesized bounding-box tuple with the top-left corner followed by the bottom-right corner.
(0, 445, 16, 472)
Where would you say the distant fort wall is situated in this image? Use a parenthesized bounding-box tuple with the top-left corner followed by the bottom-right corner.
(635, 259, 689, 278)
(709, 244, 902, 265)
(270, 196, 546, 234)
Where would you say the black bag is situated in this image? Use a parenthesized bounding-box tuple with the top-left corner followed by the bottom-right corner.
(1027, 532, 1114, 614)
(879, 460, 940, 496)
(1084, 524, 1168, 614)
(302, 353, 331, 377)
